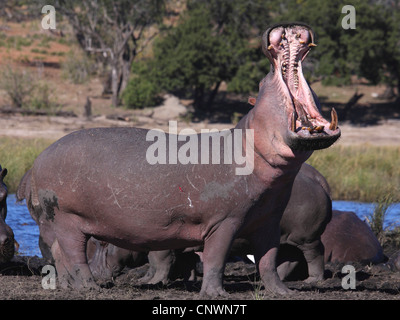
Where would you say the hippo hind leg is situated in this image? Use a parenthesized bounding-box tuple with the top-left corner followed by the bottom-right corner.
(51, 214, 97, 289)
(298, 240, 325, 283)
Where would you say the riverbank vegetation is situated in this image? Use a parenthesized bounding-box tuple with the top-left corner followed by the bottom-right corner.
(0, 137, 50, 194)
(307, 145, 400, 203)
(0, 137, 398, 205)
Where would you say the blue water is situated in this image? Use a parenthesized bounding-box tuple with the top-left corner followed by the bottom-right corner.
(4, 194, 400, 257)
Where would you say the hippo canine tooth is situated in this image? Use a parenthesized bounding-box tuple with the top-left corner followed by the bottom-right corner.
(290, 112, 296, 132)
(308, 43, 317, 47)
(329, 108, 338, 130)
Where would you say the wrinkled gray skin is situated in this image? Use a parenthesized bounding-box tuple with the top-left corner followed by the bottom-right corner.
(0, 166, 15, 264)
(17, 23, 340, 296)
(138, 162, 332, 284)
(276, 163, 331, 281)
(322, 210, 384, 264)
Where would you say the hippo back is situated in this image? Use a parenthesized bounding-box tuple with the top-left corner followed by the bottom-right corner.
(322, 210, 384, 264)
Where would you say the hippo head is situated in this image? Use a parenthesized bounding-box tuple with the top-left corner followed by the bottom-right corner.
(0, 166, 15, 264)
(252, 23, 340, 156)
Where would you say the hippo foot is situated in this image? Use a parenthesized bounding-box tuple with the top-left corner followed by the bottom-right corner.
(139, 275, 168, 286)
(199, 284, 228, 298)
(304, 275, 324, 284)
(262, 273, 293, 295)
(138, 270, 169, 286)
(58, 264, 99, 290)
(59, 275, 99, 290)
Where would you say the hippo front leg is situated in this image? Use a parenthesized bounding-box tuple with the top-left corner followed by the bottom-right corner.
(200, 219, 238, 297)
(251, 220, 293, 295)
(51, 214, 97, 289)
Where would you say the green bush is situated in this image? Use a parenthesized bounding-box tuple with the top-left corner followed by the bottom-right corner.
(122, 75, 160, 109)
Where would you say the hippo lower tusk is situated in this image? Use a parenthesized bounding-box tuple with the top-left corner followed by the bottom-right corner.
(329, 108, 338, 130)
(308, 43, 317, 47)
(291, 112, 296, 132)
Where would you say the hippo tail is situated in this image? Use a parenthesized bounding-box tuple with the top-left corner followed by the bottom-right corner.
(16, 169, 32, 202)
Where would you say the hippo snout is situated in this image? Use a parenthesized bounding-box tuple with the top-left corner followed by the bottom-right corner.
(0, 225, 15, 264)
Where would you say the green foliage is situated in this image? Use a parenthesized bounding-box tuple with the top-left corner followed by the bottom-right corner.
(122, 62, 161, 109)
(366, 194, 394, 245)
(147, 0, 269, 110)
(274, 0, 400, 88)
(123, 0, 400, 108)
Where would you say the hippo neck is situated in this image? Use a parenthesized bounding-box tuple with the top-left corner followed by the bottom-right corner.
(235, 111, 312, 187)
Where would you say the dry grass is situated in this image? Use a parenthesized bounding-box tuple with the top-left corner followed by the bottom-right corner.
(308, 144, 400, 202)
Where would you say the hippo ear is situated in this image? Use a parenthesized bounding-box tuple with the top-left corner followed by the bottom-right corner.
(0, 168, 7, 180)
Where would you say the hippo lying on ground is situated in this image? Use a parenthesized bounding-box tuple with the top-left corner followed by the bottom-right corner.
(17, 23, 340, 296)
(0, 166, 15, 264)
(322, 210, 384, 264)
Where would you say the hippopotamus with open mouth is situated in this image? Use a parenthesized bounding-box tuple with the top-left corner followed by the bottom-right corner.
(0, 166, 15, 264)
(17, 22, 340, 296)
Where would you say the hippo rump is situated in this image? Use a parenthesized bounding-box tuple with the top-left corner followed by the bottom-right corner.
(322, 210, 385, 264)
(0, 166, 15, 264)
(16, 23, 340, 296)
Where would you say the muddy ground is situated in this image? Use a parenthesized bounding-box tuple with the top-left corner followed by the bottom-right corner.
(0, 249, 399, 301)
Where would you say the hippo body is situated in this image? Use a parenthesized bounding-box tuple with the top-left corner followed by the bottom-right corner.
(72, 162, 332, 284)
(322, 210, 384, 264)
(17, 23, 340, 296)
(136, 163, 332, 284)
(0, 166, 15, 264)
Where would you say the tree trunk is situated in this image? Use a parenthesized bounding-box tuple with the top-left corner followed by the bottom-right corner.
(119, 47, 134, 95)
(193, 85, 205, 111)
(111, 62, 120, 107)
(207, 81, 221, 107)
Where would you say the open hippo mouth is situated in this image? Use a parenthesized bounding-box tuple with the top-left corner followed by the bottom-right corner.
(262, 23, 341, 151)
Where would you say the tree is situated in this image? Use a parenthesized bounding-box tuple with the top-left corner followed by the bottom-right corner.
(274, 0, 400, 96)
(147, 0, 269, 111)
(47, 0, 165, 106)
